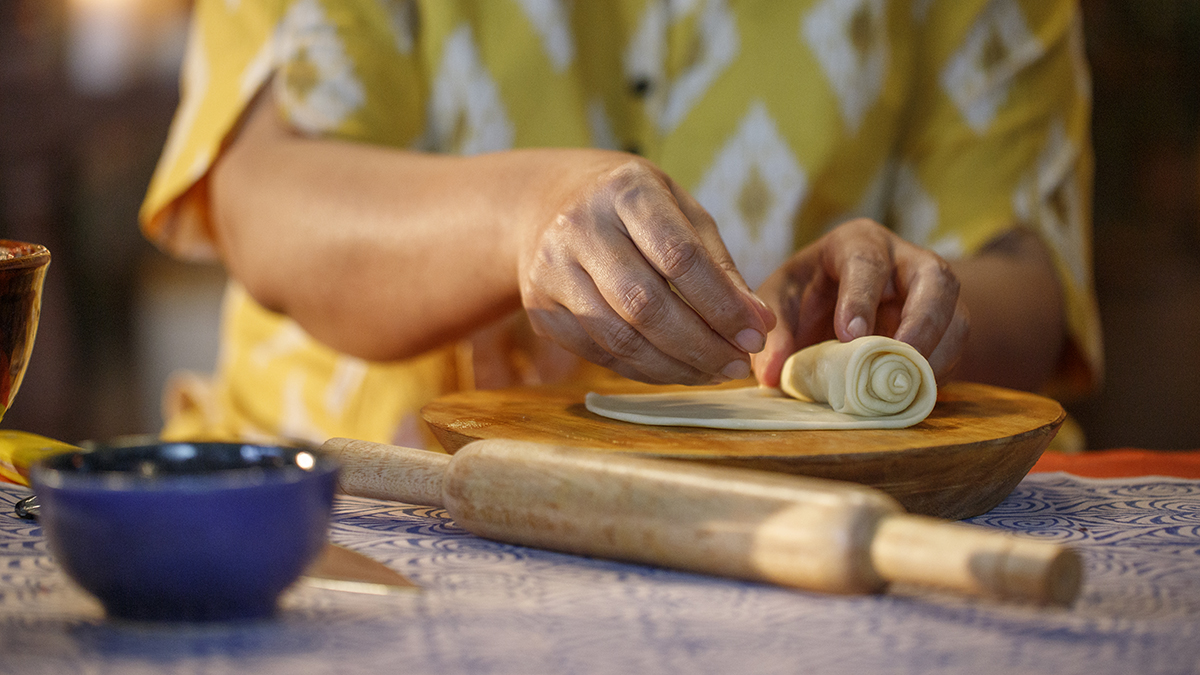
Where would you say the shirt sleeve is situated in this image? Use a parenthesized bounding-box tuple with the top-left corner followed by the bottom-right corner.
(139, 0, 425, 261)
(899, 0, 1102, 397)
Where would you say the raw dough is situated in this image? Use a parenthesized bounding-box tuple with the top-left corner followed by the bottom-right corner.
(585, 336, 936, 430)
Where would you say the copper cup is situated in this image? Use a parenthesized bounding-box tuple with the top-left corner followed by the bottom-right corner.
(0, 241, 50, 422)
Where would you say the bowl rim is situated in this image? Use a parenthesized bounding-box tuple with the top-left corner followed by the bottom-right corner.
(30, 441, 338, 493)
(0, 240, 50, 270)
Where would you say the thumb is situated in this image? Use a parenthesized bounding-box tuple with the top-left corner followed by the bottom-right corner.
(752, 324, 794, 388)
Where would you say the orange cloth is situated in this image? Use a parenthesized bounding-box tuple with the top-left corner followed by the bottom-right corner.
(1030, 449, 1200, 479)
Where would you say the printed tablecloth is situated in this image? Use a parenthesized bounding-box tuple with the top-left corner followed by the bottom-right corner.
(1, 473, 1197, 674)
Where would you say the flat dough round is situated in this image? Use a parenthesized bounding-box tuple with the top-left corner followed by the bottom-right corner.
(585, 336, 936, 431)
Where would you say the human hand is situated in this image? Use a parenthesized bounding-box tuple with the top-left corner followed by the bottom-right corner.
(751, 219, 969, 387)
(518, 152, 776, 385)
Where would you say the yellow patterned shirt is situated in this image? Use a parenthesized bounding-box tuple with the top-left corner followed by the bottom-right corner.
(141, 0, 1101, 447)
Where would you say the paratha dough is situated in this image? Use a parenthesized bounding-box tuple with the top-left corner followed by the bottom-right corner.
(585, 336, 936, 430)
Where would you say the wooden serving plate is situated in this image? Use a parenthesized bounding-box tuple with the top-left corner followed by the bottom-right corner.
(421, 381, 1065, 520)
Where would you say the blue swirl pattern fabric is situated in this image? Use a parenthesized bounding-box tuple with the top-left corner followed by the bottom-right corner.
(1, 473, 1197, 674)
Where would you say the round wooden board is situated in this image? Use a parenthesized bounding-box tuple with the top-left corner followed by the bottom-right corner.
(421, 381, 1065, 520)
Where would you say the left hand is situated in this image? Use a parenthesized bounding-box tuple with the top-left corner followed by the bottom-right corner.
(752, 219, 969, 387)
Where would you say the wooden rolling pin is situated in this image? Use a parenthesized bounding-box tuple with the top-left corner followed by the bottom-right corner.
(321, 437, 1082, 605)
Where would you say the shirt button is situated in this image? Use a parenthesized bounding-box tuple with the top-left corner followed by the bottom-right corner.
(628, 77, 653, 97)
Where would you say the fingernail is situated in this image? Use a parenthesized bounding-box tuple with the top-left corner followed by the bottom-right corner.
(735, 328, 765, 353)
(847, 316, 868, 339)
(721, 360, 751, 381)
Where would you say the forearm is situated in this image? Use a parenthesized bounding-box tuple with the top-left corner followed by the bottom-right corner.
(212, 100, 566, 361)
(949, 230, 1065, 391)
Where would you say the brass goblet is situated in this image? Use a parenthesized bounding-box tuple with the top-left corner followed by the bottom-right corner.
(0, 240, 50, 423)
(0, 242, 82, 491)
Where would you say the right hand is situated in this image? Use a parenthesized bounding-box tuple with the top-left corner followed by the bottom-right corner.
(517, 152, 776, 385)
(751, 218, 969, 388)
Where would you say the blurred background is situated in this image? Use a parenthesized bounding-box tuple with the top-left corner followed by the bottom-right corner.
(1, 0, 1199, 449)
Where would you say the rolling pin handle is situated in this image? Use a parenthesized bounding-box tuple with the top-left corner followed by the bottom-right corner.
(320, 437, 449, 508)
(869, 514, 1082, 606)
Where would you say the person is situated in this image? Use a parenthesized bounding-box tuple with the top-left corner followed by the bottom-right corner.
(140, 0, 1101, 449)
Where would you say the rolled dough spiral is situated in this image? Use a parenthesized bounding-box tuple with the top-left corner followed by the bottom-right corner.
(780, 336, 935, 420)
(584, 335, 937, 430)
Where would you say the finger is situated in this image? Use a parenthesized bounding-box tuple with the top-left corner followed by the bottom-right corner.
(891, 247, 961, 358)
(753, 323, 795, 388)
(750, 272, 798, 387)
(924, 297, 970, 381)
(873, 298, 904, 337)
(791, 266, 839, 348)
(826, 229, 893, 342)
(528, 305, 675, 384)
(577, 220, 753, 379)
(669, 181, 777, 331)
(538, 261, 723, 385)
(616, 177, 771, 355)
(520, 167, 749, 383)
(752, 253, 839, 387)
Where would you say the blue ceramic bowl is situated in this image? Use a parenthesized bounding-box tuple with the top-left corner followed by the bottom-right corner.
(30, 442, 338, 622)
